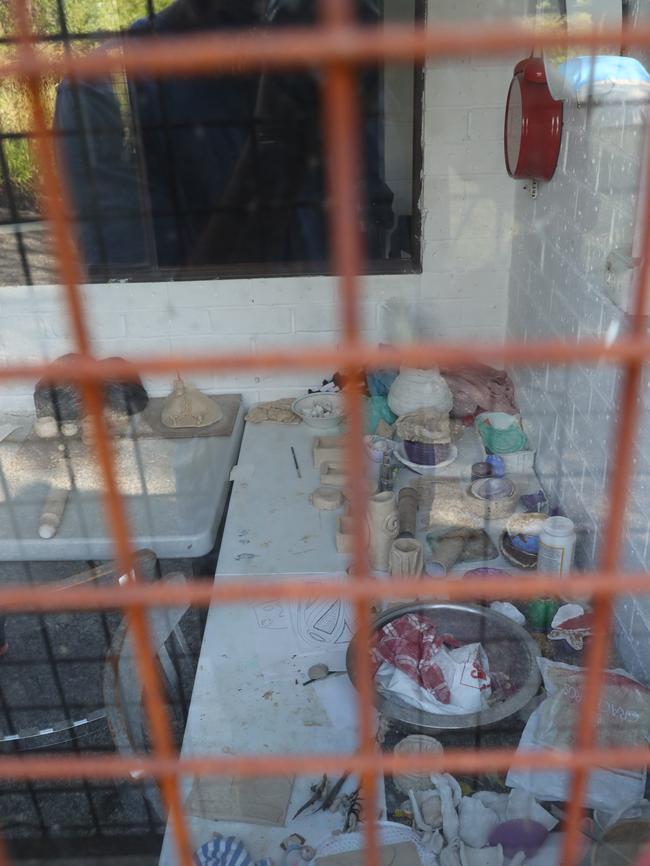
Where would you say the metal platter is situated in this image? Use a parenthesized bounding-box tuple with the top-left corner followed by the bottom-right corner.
(347, 601, 542, 732)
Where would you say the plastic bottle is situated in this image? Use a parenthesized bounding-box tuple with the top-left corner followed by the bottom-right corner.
(537, 516, 576, 575)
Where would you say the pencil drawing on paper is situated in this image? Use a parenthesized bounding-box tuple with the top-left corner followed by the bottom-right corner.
(252, 601, 290, 630)
(293, 598, 354, 647)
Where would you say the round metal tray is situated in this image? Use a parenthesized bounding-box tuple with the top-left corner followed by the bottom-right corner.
(347, 602, 541, 731)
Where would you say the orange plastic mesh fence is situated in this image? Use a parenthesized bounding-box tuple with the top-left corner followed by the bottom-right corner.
(2, 4, 650, 866)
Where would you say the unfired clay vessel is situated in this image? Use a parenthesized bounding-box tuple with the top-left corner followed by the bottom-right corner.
(336, 516, 355, 554)
(312, 435, 345, 469)
(393, 734, 443, 793)
(320, 462, 347, 489)
(367, 491, 399, 571)
(387, 368, 453, 417)
(389, 538, 424, 578)
(310, 486, 345, 511)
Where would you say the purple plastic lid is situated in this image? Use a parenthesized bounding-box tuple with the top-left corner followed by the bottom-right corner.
(488, 819, 549, 858)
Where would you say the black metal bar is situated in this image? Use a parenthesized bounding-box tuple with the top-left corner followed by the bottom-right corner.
(0, 137, 33, 285)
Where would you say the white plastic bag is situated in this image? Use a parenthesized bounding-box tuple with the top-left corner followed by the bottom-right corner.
(375, 642, 491, 716)
(507, 658, 650, 809)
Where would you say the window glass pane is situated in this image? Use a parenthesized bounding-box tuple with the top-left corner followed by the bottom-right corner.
(0, 0, 422, 285)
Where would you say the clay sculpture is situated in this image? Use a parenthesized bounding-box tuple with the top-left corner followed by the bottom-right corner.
(161, 377, 223, 429)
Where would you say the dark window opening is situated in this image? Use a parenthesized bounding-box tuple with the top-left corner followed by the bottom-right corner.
(0, 0, 424, 285)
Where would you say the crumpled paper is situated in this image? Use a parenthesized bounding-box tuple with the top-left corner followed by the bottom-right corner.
(396, 409, 451, 445)
(245, 398, 300, 424)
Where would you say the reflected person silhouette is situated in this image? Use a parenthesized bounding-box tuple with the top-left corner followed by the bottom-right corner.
(54, 0, 394, 279)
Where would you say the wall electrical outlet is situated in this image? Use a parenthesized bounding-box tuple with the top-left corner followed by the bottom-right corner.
(605, 248, 643, 314)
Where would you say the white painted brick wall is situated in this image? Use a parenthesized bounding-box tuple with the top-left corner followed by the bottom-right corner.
(505, 75, 650, 679)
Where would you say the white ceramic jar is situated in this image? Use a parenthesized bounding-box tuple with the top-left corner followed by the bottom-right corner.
(387, 367, 453, 417)
(537, 516, 576, 575)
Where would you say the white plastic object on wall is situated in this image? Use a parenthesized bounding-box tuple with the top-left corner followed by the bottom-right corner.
(605, 247, 643, 314)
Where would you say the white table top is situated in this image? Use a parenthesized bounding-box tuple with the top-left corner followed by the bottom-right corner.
(0, 406, 244, 560)
(159, 421, 541, 865)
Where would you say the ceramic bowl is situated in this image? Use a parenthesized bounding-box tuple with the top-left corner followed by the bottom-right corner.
(470, 477, 516, 501)
(463, 567, 511, 579)
(394, 442, 458, 475)
(292, 393, 345, 430)
(464, 478, 518, 521)
(471, 461, 492, 481)
(503, 512, 547, 557)
(499, 531, 538, 568)
(476, 411, 522, 431)
(591, 819, 650, 866)
(348, 601, 541, 731)
(510, 533, 540, 554)
(403, 440, 451, 466)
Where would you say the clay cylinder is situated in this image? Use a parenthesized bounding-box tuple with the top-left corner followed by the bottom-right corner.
(367, 491, 399, 571)
(38, 486, 69, 539)
(429, 532, 467, 574)
(389, 538, 424, 578)
(397, 486, 418, 538)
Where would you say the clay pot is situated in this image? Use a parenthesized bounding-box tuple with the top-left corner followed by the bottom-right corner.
(591, 818, 650, 866)
(389, 538, 424, 578)
(367, 492, 399, 571)
(393, 734, 444, 793)
(387, 368, 453, 417)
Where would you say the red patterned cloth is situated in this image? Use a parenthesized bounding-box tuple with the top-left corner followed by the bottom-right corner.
(441, 364, 518, 418)
(371, 613, 461, 704)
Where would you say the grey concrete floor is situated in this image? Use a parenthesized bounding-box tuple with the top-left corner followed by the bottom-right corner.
(0, 206, 56, 287)
(0, 557, 204, 863)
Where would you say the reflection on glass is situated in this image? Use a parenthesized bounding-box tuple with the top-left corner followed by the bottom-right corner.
(33, 0, 421, 281)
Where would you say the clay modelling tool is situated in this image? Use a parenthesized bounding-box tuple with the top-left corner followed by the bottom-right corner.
(292, 774, 328, 819)
(302, 663, 346, 686)
(314, 773, 350, 813)
(291, 446, 302, 478)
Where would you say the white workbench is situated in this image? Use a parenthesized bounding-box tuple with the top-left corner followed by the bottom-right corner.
(159, 421, 542, 865)
(159, 422, 360, 866)
(0, 406, 245, 560)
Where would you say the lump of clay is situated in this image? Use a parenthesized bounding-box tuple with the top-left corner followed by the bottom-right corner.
(161, 378, 223, 429)
(33, 353, 85, 438)
(102, 356, 149, 416)
(33, 354, 149, 439)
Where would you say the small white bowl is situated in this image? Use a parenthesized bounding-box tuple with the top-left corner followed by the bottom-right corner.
(292, 393, 345, 430)
(393, 441, 458, 474)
